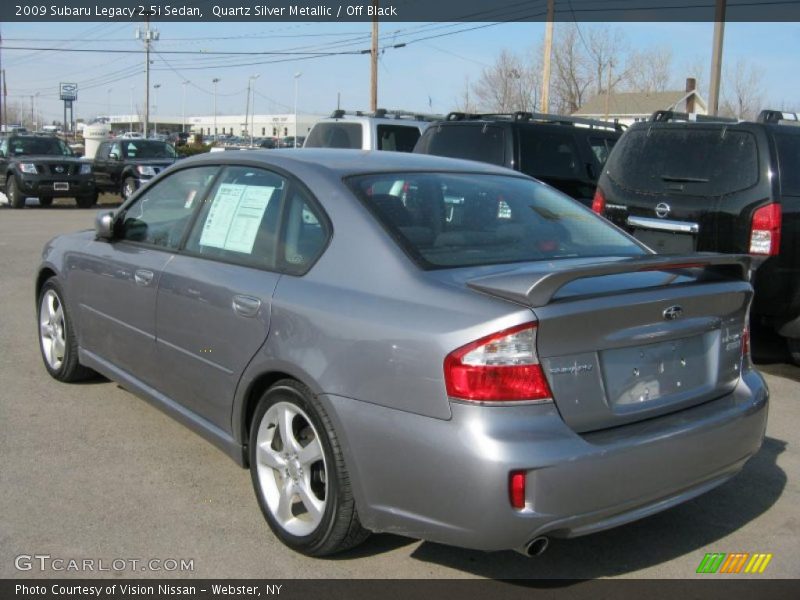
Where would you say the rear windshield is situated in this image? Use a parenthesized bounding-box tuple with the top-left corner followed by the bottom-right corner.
(606, 127, 759, 196)
(415, 124, 505, 166)
(377, 124, 421, 152)
(122, 141, 176, 159)
(775, 133, 800, 196)
(8, 136, 73, 156)
(347, 172, 644, 269)
(305, 122, 363, 149)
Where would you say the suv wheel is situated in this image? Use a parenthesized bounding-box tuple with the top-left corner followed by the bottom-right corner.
(39, 196, 54, 207)
(7, 175, 25, 208)
(249, 379, 368, 556)
(122, 177, 137, 200)
(788, 338, 800, 367)
(76, 192, 98, 209)
(37, 278, 95, 382)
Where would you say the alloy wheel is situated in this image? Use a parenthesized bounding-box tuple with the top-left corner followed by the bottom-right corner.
(39, 289, 66, 371)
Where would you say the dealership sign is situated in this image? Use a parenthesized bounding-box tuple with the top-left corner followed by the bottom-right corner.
(59, 83, 78, 102)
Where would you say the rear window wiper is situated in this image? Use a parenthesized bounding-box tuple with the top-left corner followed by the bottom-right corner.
(660, 175, 710, 183)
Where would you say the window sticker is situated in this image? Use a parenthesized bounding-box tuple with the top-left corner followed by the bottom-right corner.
(199, 183, 274, 254)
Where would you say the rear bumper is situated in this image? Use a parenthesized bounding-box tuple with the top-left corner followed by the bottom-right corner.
(324, 368, 768, 552)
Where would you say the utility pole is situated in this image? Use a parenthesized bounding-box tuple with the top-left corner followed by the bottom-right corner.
(182, 80, 188, 133)
(370, 0, 379, 112)
(708, 0, 726, 116)
(540, 0, 555, 113)
(137, 20, 158, 138)
(153, 84, 160, 135)
(2, 70, 7, 132)
(245, 78, 251, 138)
(30, 95, 34, 128)
(212, 77, 220, 139)
(0, 25, 4, 133)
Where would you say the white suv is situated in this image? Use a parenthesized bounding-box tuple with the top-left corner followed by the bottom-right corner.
(304, 110, 436, 152)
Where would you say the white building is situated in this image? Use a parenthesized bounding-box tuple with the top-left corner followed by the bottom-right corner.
(573, 89, 708, 127)
(187, 113, 322, 138)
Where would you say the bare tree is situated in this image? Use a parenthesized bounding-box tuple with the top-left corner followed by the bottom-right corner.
(720, 58, 764, 120)
(626, 45, 674, 93)
(472, 49, 539, 113)
(454, 76, 477, 113)
(586, 25, 629, 97)
(551, 25, 594, 114)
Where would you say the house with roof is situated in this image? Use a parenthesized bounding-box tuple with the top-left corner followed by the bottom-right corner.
(573, 82, 707, 126)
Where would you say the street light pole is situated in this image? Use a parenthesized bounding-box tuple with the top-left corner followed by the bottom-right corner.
(247, 74, 259, 146)
(182, 80, 189, 133)
(293, 72, 302, 148)
(212, 77, 219, 141)
(107, 88, 112, 121)
(153, 83, 161, 135)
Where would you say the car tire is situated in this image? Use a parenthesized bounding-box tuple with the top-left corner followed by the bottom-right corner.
(249, 379, 369, 556)
(39, 196, 54, 207)
(122, 177, 137, 200)
(76, 192, 98, 208)
(7, 175, 25, 208)
(788, 338, 800, 367)
(37, 278, 95, 382)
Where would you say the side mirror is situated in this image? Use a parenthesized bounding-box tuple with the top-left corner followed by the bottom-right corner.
(109, 151, 120, 160)
(95, 211, 115, 240)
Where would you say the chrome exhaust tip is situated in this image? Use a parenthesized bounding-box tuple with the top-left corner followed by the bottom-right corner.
(515, 536, 549, 557)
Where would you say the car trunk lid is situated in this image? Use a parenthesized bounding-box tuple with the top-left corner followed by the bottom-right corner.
(467, 254, 752, 432)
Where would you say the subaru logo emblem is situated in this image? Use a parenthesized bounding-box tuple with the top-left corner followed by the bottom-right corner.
(655, 202, 671, 218)
(663, 305, 683, 320)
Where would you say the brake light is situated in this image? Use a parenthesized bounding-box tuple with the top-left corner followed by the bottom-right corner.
(742, 323, 751, 362)
(591, 187, 606, 214)
(444, 323, 552, 402)
(749, 203, 781, 255)
(509, 471, 526, 509)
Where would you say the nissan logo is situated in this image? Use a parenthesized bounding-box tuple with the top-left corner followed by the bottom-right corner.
(663, 305, 683, 321)
(54, 166, 64, 173)
(655, 202, 671, 218)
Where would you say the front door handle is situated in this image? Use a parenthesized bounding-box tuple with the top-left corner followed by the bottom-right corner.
(134, 269, 154, 286)
(232, 295, 261, 318)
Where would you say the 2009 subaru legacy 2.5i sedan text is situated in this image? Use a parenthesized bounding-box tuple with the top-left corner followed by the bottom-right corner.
(36, 149, 768, 557)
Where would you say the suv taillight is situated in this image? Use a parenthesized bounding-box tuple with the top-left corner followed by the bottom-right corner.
(592, 187, 606, 214)
(444, 323, 552, 402)
(749, 203, 781, 256)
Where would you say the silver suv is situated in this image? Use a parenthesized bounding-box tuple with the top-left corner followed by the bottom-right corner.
(304, 110, 436, 152)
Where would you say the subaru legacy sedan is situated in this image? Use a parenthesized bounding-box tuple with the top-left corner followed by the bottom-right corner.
(36, 150, 768, 557)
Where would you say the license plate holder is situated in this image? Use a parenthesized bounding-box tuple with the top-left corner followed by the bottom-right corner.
(53, 182, 69, 191)
(633, 228, 696, 254)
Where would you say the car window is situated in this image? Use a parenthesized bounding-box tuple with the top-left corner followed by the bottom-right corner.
(8, 136, 73, 156)
(606, 127, 759, 196)
(119, 166, 219, 249)
(518, 129, 582, 180)
(110, 142, 122, 158)
(417, 124, 505, 166)
(589, 136, 617, 166)
(377, 124, 421, 152)
(280, 188, 329, 275)
(305, 122, 363, 149)
(775, 133, 800, 197)
(348, 172, 644, 269)
(122, 140, 177, 159)
(184, 166, 287, 269)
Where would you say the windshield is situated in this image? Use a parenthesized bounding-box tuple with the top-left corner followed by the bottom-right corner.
(8, 136, 73, 156)
(305, 122, 363, 149)
(348, 172, 645, 269)
(121, 140, 177, 159)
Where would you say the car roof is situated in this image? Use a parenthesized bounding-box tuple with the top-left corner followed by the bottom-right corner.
(183, 148, 521, 178)
(315, 116, 428, 127)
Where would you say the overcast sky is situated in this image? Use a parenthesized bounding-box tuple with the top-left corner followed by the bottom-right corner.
(2, 21, 798, 122)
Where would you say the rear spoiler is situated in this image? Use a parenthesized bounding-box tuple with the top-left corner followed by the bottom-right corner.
(467, 254, 751, 308)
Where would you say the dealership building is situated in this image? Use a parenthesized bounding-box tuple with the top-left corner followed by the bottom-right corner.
(104, 113, 322, 138)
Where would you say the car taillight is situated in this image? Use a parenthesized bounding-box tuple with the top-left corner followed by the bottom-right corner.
(444, 323, 552, 402)
(591, 187, 606, 214)
(742, 323, 751, 363)
(509, 471, 526, 509)
(749, 203, 781, 256)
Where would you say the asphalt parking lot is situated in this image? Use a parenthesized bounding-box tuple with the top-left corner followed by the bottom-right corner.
(1, 199, 798, 580)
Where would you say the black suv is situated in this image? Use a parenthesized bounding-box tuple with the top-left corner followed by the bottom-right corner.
(93, 138, 178, 200)
(595, 109, 800, 363)
(413, 111, 623, 205)
(0, 134, 96, 208)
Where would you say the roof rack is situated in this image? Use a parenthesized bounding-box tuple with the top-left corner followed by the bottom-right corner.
(329, 109, 442, 122)
(757, 109, 800, 126)
(649, 110, 738, 124)
(444, 111, 625, 131)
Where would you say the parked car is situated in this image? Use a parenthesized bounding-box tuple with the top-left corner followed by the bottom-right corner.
(36, 149, 767, 557)
(278, 136, 306, 148)
(304, 109, 436, 152)
(259, 138, 278, 149)
(414, 112, 623, 206)
(92, 138, 178, 200)
(0, 134, 96, 208)
(594, 109, 800, 364)
(169, 132, 190, 147)
(120, 131, 143, 139)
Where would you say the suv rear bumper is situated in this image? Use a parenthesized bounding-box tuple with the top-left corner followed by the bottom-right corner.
(324, 368, 768, 552)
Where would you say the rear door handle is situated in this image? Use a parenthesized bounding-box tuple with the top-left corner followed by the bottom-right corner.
(232, 295, 261, 318)
(134, 269, 154, 286)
